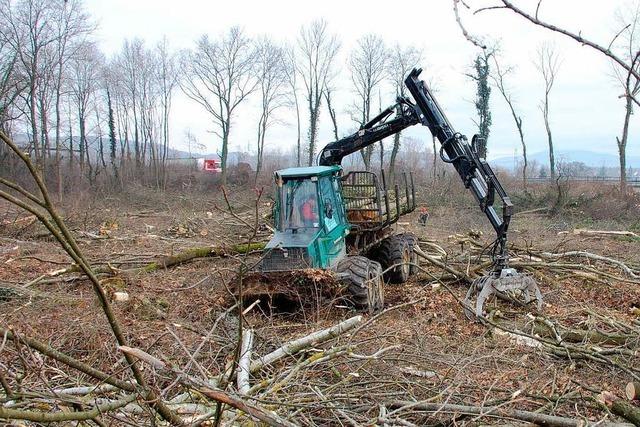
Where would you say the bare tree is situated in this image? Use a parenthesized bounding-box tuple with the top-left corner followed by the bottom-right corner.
(297, 19, 340, 166)
(51, 0, 94, 196)
(137, 45, 159, 179)
(155, 36, 179, 189)
(283, 46, 302, 166)
(536, 43, 561, 181)
(105, 59, 130, 174)
(324, 86, 339, 141)
(387, 44, 422, 182)
(0, 0, 57, 167)
(69, 41, 102, 177)
(182, 27, 257, 183)
(612, 1, 640, 191)
(105, 83, 119, 185)
(490, 51, 528, 187)
(349, 33, 387, 171)
(0, 0, 92, 177)
(112, 37, 165, 183)
(119, 39, 144, 170)
(254, 37, 288, 182)
(0, 11, 25, 137)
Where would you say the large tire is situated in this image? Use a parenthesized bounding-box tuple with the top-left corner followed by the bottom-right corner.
(336, 256, 384, 313)
(397, 232, 419, 276)
(370, 235, 411, 284)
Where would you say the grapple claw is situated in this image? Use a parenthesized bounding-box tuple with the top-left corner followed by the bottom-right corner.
(464, 268, 542, 320)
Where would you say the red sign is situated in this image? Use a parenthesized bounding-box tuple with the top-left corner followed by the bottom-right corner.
(203, 159, 221, 173)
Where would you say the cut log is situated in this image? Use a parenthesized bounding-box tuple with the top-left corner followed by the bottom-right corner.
(390, 400, 590, 427)
(626, 382, 640, 401)
(600, 391, 640, 426)
(250, 315, 362, 374)
(558, 229, 640, 239)
(140, 242, 266, 273)
(237, 329, 254, 395)
(533, 318, 631, 346)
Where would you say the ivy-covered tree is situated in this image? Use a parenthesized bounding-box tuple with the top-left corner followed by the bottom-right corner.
(106, 87, 119, 183)
(469, 52, 492, 159)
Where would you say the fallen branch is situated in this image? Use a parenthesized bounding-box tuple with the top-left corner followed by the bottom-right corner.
(533, 316, 634, 346)
(558, 229, 640, 239)
(517, 207, 550, 215)
(138, 242, 266, 273)
(237, 328, 254, 395)
(0, 394, 138, 422)
(390, 400, 597, 427)
(414, 246, 471, 281)
(0, 328, 135, 392)
(53, 383, 122, 396)
(250, 315, 363, 374)
(537, 250, 639, 279)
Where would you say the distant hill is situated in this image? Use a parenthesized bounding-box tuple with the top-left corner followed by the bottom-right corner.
(490, 150, 640, 170)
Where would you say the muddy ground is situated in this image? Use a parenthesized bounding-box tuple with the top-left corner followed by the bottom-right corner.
(1, 184, 639, 425)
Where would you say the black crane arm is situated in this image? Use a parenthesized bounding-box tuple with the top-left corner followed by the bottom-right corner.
(318, 99, 420, 167)
(318, 68, 513, 268)
(404, 68, 513, 267)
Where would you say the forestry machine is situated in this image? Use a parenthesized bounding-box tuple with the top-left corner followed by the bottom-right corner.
(242, 68, 541, 318)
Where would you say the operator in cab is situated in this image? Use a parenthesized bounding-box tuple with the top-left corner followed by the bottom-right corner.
(299, 194, 318, 227)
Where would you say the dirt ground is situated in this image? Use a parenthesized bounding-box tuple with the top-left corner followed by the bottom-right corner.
(1, 184, 639, 425)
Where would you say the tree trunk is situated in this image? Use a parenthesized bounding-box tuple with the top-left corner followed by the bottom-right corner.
(325, 89, 338, 141)
(140, 242, 266, 273)
(543, 95, 555, 181)
(68, 110, 74, 173)
(432, 135, 437, 182)
(78, 110, 86, 172)
(39, 99, 51, 183)
(521, 127, 528, 188)
(221, 122, 230, 185)
(54, 87, 62, 201)
(294, 91, 301, 167)
(96, 110, 106, 171)
(388, 132, 401, 184)
(133, 101, 140, 171)
(505, 100, 527, 188)
(29, 83, 40, 166)
(308, 107, 319, 166)
(618, 95, 632, 191)
(255, 113, 267, 184)
(107, 89, 119, 185)
(162, 95, 170, 191)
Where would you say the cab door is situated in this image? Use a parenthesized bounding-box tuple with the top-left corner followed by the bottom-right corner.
(318, 175, 346, 268)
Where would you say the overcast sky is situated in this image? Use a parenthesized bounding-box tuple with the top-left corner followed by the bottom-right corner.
(84, 0, 639, 162)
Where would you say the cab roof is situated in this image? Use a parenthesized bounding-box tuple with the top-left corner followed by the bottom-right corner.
(276, 165, 341, 178)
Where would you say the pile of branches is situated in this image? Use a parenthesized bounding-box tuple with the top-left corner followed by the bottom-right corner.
(409, 232, 640, 425)
(414, 231, 640, 286)
(5, 308, 640, 426)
